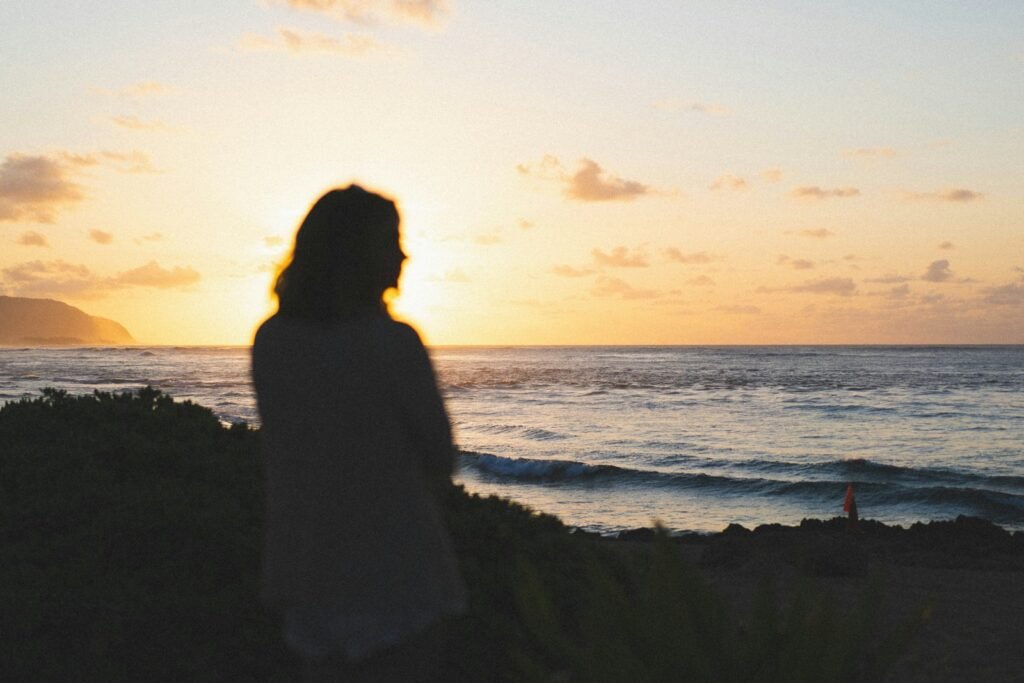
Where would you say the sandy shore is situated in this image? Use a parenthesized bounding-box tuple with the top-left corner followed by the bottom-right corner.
(605, 516, 1024, 682)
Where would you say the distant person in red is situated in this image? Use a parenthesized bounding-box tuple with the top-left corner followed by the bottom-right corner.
(252, 185, 465, 682)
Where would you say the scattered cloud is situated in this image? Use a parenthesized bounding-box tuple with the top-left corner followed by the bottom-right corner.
(271, 0, 450, 27)
(566, 158, 651, 202)
(592, 246, 649, 268)
(981, 283, 1024, 306)
(135, 232, 164, 245)
(518, 218, 535, 230)
(1, 259, 200, 298)
(0, 154, 86, 223)
(777, 255, 814, 270)
(110, 115, 173, 132)
(93, 81, 176, 98)
(717, 305, 761, 314)
(591, 275, 658, 300)
(901, 188, 983, 203)
(1, 260, 97, 297)
(240, 27, 389, 56)
(790, 186, 860, 200)
(768, 277, 857, 296)
(112, 261, 200, 288)
(687, 275, 715, 286)
(664, 248, 715, 264)
(551, 265, 594, 278)
(709, 174, 748, 191)
(518, 156, 654, 202)
(760, 167, 783, 183)
(428, 268, 469, 283)
(938, 241, 954, 250)
(16, 231, 49, 247)
(865, 274, 912, 284)
(653, 99, 729, 116)
(797, 228, 835, 239)
(85, 151, 159, 174)
(842, 147, 896, 159)
(921, 259, 954, 283)
(88, 229, 113, 245)
(887, 284, 911, 299)
(264, 236, 285, 247)
(473, 232, 502, 246)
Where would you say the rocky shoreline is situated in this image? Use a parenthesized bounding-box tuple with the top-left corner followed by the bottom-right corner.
(590, 516, 1024, 682)
(602, 515, 1024, 574)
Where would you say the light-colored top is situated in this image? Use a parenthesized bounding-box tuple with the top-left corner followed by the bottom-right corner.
(251, 313, 466, 657)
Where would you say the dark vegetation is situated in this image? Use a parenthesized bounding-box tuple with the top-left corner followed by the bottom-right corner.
(1, 389, 927, 681)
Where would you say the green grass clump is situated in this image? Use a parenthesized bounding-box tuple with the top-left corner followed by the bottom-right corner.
(514, 530, 928, 682)
(0, 389, 923, 681)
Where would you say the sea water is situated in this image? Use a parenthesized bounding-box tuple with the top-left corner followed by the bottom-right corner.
(2, 345, 1022, 533)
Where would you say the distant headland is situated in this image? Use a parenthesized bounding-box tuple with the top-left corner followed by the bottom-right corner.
(0, 296, 133, 345)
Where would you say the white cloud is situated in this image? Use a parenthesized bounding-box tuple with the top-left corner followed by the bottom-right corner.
(901, 188, 983, 203)
(240, 27, 389, 56)
(592, 246, 649, 268)
(842, 147, 896, 159)
(865, 274, 912, 284)
(88, 229, 113, 245)
(16, 231, 49, 247)
(566, 158, 650, 202)
(591, 275, 658, 300)
(93, 81, 177, 98)
(111, 261, 201, 288)
(653, 99, 730, 116)
(765, 277, 857, 296)
(427, 268, 469, 283)
(473, 232, 502, 245)
(0, 154, 85, 223)
(518, 156, 653, 202)
(796, 228, 835, 239)
(777, 255, 815, 270)
(921, 259, 954, 283)
(981, 283, 1024, 306)
(110, 116, 173, 132)
(272, 0, 449, 27)
(790, 186, 860, 200)
(709, 174, 748, 191)
(0, 259, 201, 298)
(664, 248, 715, 264)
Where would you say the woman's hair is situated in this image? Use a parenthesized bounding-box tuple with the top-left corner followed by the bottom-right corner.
(274, 185, 400, 322)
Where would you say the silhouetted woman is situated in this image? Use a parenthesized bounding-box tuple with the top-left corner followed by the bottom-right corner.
(252, 185, 465, 682)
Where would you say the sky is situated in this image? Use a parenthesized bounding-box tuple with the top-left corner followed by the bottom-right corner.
(1, 1, 1022, 345)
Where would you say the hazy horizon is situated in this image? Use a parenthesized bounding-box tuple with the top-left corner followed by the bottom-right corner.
(2, 2, 1022, 345)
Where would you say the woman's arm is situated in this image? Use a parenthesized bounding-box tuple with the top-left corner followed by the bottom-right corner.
(391, 323, 455, 491)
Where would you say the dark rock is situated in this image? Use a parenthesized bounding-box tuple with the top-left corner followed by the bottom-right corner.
(617, 527, 657, 542)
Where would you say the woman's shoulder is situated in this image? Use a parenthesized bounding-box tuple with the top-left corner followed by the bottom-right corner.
(253, 313, 423, 348)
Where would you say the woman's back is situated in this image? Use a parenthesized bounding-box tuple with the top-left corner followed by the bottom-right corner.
(252, 312, 465, 656)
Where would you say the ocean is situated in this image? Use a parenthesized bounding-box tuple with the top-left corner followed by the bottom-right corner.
(2, 345, 1022, 534)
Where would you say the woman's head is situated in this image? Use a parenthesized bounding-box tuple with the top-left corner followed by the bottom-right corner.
(274, 185, 405, 321)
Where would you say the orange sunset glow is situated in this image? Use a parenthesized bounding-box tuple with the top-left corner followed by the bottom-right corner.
(1, 2, 1022, 345)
